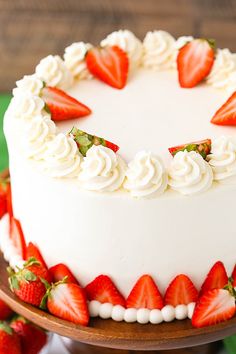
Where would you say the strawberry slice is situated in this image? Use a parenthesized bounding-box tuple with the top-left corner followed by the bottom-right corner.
(192, 288, 236, 328)
(26, 242, 48, 269)
(49, 263, 79, 285)
(177, 39, 215, 88)
(70, 127, 119, 156)
(0, 178, 12, 219)
(200, 261, 228, 297)
(169, 139, 211, 160)
(10, 218, 26, 260)
(85, 275, 126, 306)
(126, 274, 164, 310)
(42, 86, 91, 121)
(211, 91, 236, 126)
(164, 274, 198, 306)
(86, 45, 129, 89)
(232, 265, 236, 287)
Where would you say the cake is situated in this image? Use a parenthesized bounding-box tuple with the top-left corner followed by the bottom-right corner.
(1, 30, 236, 327)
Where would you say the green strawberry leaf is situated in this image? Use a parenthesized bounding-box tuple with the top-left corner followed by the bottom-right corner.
(23, 270, 37, 282)
(9, 275, 19, 291)
(0, 322, 13, 335)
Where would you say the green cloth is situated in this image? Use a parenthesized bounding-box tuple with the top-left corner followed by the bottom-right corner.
(0, 95, 11, 170)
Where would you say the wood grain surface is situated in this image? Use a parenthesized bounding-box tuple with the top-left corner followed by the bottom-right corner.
(0, 0, 236, 92)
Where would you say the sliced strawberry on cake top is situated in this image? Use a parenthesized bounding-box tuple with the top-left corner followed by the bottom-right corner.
(164, 274, 198, 307)
(211, 91, 236, 126)
(200, 261, 228, 297)
(169, 139, 211, 160)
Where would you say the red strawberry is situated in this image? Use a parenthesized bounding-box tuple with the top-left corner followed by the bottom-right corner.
(8, 258, 51, 307)
(232, 265, 236, 287)
(192, 288, 236, 328)
(11, 317, 47, 354)
(10, 218, 26, 260)
(0, 299, 13, 321)
(177, 39, 215, 88)
(26, 242, 48, 269)
(200, 261, 228, 297)
(70, 127, 119, 156)
(49, 263, 79, 285)
(0, 322, 21, 354)
(211, 91, 236, 126)
(6, 183, 13, 218)
(42, 86, 91, 121)
(0, 178, 11, 219)
(85, 275, 126, 307)
(42, 282, 89, 326)
(126, 274, 164, 310)
(86, 45, 129, 89)
(164, 274, 198, 307)
(169, 139, 211, 160)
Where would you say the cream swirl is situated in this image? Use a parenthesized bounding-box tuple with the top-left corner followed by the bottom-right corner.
(142, 31, 176, 70)
(35, 55, 73, 89)
(79, 145, 126, 192)
(64, 42, 92, 79)
(100, 30, 143, 69)
(168, 151, 213, 195)
(207, 136, 236, 181)
(44, 133, 81, 178)
(175, 36, 194, 50)
(10, 93, 45, 120)
(124, 151, 167, 197)
(13, 75, 44, 96)
(207, 49, 236, 90)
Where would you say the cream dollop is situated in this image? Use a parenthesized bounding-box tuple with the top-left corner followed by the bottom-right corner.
(10, 94, 45, 120)
(175, 36, 194, 50)
(142, 31, 176, 70)
(35, 55, 73, 89)
(13, 75, 44, 96)
(100, 30, 143, 69)
(44, 133, 81, 178)
(64, 42, 92, 79)
(168, 151, 213, 195)
(207, 136, 236, 182)
(124, 151, 167, 197)
(79, 145, 126, 192)
(207, 49, 236, 90)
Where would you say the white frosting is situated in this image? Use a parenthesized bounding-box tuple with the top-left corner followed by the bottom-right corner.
(207, 49, 236, 90)
(35, 55, 73, 89)
(175, 36, 194, 50)
(208, 136, 236, 182)
(10, 94, 45, 120)
(168, 151, 213, 196)
(79, 145, 126, 192)
(13, 75, 44, 97)
(43, 133, 81, 178)
(124, 151, 167, 197)
(142, 31, 176, 70)
(64, 42, 92, 79)
(100, 30, 143, 69)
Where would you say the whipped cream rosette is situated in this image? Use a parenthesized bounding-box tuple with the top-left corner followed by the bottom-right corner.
(10, 93, 45, 120)
(64, 42, 93, 79)
(13, 75, 44, 97)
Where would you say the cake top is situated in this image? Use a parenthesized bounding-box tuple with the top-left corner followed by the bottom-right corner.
(4, 30, 236, 198)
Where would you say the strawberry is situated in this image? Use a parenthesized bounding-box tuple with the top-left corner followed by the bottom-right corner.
(6, 183, 13, 218)
(26, 242, 48, 269)
(126, 274, 164, 310)
(232, 265, 236, 287)
(192, 288, 236, 328)
(0, 299, 14, 321)
(42, 86, 91, 121)
(164, 274, 198, 307)
(211, 91, 236, 126)
(86, 45, 129, 89)
(70, 127, 119, 156)
(85, 275, 126, 306)
(41, 282, 89, 326)
(8, 258, 51, 307)
(49, 263, 79, 285)
(200, 261, 228, 297)
(11, 317, 47, 354)
(0, 322, 21, 354)
(10, 218, 27, 260)
(168, 139, 211, 160)
(0, 177, 11, 219)
(177, 39, 215, 88)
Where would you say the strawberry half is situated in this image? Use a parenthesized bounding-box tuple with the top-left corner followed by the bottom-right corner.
(200, 261, 228, 297)
(0, 299, 14, 321)
(10, 218, 27, 260)
(177, 39, 215, 88)
(168, 139, 211, 160)
(126, 275, 164, 310)
(70, 127, 119, 156)
(192, 288, 236, 328)
(85, 275, 126, 307)
(86, 45, 129, 89)
(42, 86, 91, 121)
(49, 263, 79, 285)
(232, 265, 236, 287)
(211, 91, 236, 126)
(26, 242, 48, 269)
(164, 274, 198, 307)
